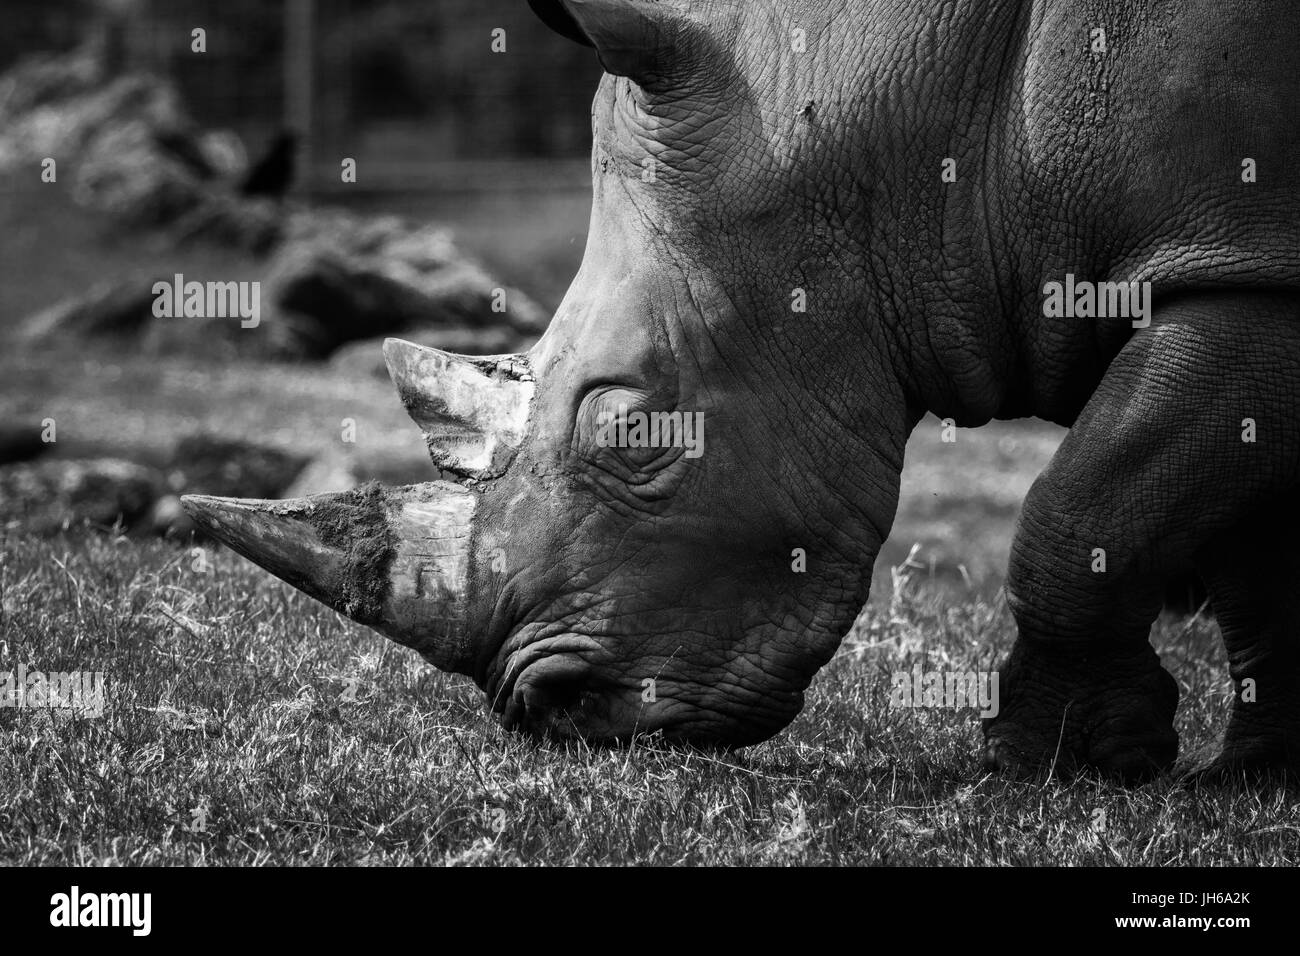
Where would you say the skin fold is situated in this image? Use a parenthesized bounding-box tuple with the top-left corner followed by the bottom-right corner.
(192, 0, 1300, 779)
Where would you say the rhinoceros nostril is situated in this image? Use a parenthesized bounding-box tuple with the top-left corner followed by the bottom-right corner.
(517, 680, 600, 739)
(511, 654, 601, 735)
(523, 676, 584, 714)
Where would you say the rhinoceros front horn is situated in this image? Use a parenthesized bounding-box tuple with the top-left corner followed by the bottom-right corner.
(178, 339, 540, 674)
(181, 482, 481, 674)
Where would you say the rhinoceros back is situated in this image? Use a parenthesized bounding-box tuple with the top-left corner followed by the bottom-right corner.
(1014, 0, 1300, 299)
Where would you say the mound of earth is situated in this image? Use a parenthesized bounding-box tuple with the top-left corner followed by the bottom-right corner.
(0, 457, 161, 535)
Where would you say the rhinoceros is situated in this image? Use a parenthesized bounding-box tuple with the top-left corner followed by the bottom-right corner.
(183, 0, 1300, 781)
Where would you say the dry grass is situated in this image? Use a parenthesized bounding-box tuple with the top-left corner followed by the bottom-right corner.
(2, 526, 1296, 866)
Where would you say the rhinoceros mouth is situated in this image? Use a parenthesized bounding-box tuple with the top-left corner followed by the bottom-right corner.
(481, 625, 803, 745)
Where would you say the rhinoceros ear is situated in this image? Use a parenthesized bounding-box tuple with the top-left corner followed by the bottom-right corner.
(383, 339, 535, 480)
(527, 0, 593, 47)
(529, 0, 698, 87)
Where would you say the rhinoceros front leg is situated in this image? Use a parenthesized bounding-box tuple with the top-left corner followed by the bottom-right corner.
(984, 291, 1300, 782)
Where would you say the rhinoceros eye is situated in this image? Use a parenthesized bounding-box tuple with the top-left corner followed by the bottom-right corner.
(574, 386, 697, 495)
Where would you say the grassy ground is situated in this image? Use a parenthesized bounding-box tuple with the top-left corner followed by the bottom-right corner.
(2, 526, 1296, 865)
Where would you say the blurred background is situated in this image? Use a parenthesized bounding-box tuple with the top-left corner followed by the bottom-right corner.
(0, 0, 1067, 601)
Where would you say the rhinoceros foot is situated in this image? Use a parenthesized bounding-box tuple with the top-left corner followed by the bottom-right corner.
(1185, 724, 1300, 789)
(983, 639, 1179, 783)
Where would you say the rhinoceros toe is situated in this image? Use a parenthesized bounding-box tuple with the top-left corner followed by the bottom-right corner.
(984, 640, 1179, 783)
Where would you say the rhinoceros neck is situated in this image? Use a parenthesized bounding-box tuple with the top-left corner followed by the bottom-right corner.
(827, 0, 1033, 429)
(844, 0, 1186, 430)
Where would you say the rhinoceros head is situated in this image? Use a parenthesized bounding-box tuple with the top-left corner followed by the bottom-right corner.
(184, 0, 912, 745)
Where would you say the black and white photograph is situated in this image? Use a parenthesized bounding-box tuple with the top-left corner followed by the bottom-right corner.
(0, 0, 1295, 917)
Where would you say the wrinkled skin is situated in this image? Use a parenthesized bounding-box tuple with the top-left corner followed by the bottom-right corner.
(463, 0, 1300, 776)
(189, 0, 1300, 778)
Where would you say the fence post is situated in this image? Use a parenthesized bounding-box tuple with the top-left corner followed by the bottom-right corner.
(284, 0, 314, 192)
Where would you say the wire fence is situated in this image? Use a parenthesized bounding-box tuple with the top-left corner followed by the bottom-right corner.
(5, 0, 604, 191)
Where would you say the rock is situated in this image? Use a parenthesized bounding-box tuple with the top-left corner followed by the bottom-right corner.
(164, 434, 310, 499)
(19, 203, 551, 361)
(261, 210, 550, 359)
(148, 494, 196, 539)
(0, 424, 52, 466)
(74, 117, 209, 226)
(266, 246, 440, 356)
(282, 453, 362, 498)
(167, 193, 283, 256)
(0, 43, 104, 130)
(280, 447, 433, 499)
(19, 279, 157, 345)
(0, 458, 161, 534)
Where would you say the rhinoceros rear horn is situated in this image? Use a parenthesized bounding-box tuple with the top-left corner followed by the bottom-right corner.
(383, 338, 534, 479)
(529, 0, 709, 87)
(181, 482, 480, 675)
